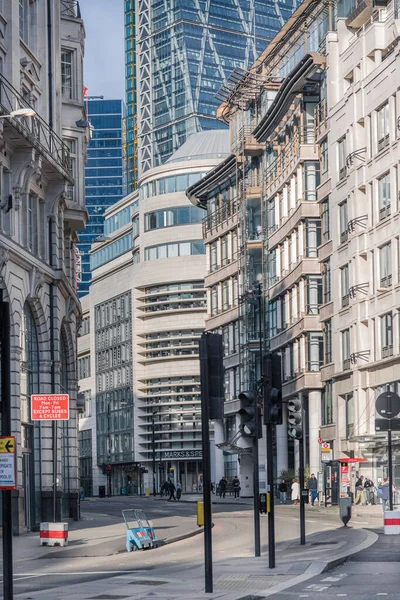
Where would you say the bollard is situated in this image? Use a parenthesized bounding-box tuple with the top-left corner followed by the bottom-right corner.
(40, 522, 68, 546)
(339, 497, 352, 527)
(197, 501, 204, 527)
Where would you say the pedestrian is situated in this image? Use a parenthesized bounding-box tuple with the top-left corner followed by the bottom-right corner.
(363, 477, 374, 505)
(307, 473, 318, 506)
(218, 476, 227, 499)
(161, 480, 168, 498)
(291, 478, 300, 504)
(355, 475, 365, 505)
(176, 480, 182, 501)
(379, 478, 391, 512)
(232, 475, 240, 498)
(279, 480, 287, 504)
(167, 480, 176, 501)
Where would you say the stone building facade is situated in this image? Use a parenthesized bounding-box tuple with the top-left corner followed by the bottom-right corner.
(0, 0, 87, 532)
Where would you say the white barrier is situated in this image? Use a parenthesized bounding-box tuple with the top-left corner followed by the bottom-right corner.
(384, 510, 400, 535)
(40, 522, 68, 546)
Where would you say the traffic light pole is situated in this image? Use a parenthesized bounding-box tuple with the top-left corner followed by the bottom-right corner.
(253, 409, 261, 557)
(199, 334, 213, 594)
(266, 422, 275, 568)
(1, 296, 13, 600)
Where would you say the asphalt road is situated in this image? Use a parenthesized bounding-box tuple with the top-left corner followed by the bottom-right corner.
(5, 499, 384, 598)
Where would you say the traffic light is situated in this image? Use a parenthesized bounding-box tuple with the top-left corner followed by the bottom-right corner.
(287, 397, 303, 439)
(199, 333, 224, 419)
(238, 391, 260, 438)
(263, 353, 283, 425)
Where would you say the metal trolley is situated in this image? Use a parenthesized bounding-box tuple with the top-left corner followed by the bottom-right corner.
(122, 509, 157, 552)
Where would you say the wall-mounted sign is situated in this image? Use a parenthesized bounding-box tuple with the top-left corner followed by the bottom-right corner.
(0, 436, 16, 490)
(163, 450, 202, 460)
(31, 394, 69, 420)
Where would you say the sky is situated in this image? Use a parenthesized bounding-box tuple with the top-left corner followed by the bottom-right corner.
(80, 0, 125, 100)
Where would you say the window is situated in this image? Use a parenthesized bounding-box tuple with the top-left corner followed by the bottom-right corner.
(338, 137, 347, 181)
(61, 50, 73, 99)
(268, 198, 276, 233)
(78, 355, 91, 380)
(63, 138, 77, 201)
(79, 390, 92, 418)
(27, 194, 38, 255)
(321, 380, 333, 425)
(307, 333, 323, 371)
(144, 206, 203, 231)
(323, 260, 331, 303)
(341, 264, 349, 308)
(78, 316, 90, 337)
(342, 329, 350, 370)
(305, 220, 321, 257)
(345, 393, 354, 439)
(324, 319, 332, 364)
(306, 276, 322, 314)
(377, 103, 389, 151)
(381, 313, 393, 358)
(221, 280, 230, 311)
(90, 233, 133, 270)
(321, 138, 329, 182)
(19, 0, 36, 48)
(268, 248, 277, 286)
(379, 242, 392, 289)
(321, 199, 330, 242)
(144, 240, 205, 261)
(339, 201, 348, 244)
(378, 173, 391, 221)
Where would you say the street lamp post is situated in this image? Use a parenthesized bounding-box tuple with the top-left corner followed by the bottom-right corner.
(151, 412, 157, 496)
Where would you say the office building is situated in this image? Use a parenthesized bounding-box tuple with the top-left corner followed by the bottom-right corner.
(125, 0, 138, 194)
(188, 0, 400, 491)
(78, 98, 125, 297)
(78, 130, 229, 495)
(0, 0, 87, 532)
(135, 0, 300, 174)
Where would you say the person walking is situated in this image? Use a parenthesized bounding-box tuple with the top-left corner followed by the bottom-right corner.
(167, 480, 176, 501)
(291, 478, 300, 505)
(307, 473, 318, 506)
(218, 476, 227, 499)
(379, 478, 391, 512)
(176, 481, 182, 500)
(279, 480, 287, 504)
(363, 477, 373, 505)
(232, 475, 240, 499)
(355, 475, 365, 505)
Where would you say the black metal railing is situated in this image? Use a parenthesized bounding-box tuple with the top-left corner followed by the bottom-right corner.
(348, 214, 368, 232)
(202, 199, 238, 236)
(346, 147, 366, 168)
(380, 274, 392, 289)
(382, 345, 394, 359)
(0, 74, 72, 177)
(342, 294, 350, 308)
(379, 204, 391, 221)
(349, 282, 369, 298)
(343, 358, 351, 371)
(61, 0, 81, 18)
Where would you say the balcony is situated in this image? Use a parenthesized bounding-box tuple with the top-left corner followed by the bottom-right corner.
(346, 0, 374, 28)
(61, 0, 82, 18)
(265, 128, 318, 198)
(380, 275, 392, 289)
(314, 98, 327, 141)
(233, 126, 264, 157)
(379, 204, 391, 221)
(202, 199, 238, 240)
(0, 74, 72, 180)
(382, 345, 394, 359)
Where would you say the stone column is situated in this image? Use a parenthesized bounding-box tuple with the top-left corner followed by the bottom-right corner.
(308, 390, 322, 476)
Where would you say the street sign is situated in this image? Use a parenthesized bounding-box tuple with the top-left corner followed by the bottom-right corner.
(376, 391, 400, 419)
(0, 436, 16, 490)
(320, 442, 332, 461)
(31, 394, 69, 420)
(375, 418, 400, 432)
(318, 438, 323, 444)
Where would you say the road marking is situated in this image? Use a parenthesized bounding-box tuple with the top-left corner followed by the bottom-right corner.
(299, 595, 309, 598)
(377, 594, 388, 596)
(304, 584, 330, 591)
(336, 595, 347, 597)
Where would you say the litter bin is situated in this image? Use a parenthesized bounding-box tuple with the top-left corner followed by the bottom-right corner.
(99, 485, 106, 498)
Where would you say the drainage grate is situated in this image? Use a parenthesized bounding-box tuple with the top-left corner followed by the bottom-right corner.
(310, 541, 338, 546)
(237, 596, 267, 600)
(130, 580, 167, 586)
(89, 596, 131, 600)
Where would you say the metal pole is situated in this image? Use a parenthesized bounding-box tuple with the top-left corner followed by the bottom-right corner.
(152, 413, 156, 497)
(266, 422, 275, 568)
(1, 297, 13, 600)
(388, 426, 393, 511)
(252, 285, 262, 558)
(200, 333, 213, 593)
(299, 436, 306, 545)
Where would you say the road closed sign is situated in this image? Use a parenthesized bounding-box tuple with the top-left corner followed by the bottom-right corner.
(31, 394, 69, 421)
(0, 436, 16, 490)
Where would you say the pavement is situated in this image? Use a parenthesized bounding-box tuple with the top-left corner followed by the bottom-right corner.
(2, 497, 390, 600)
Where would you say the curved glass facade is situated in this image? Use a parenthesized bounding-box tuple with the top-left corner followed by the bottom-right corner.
(139, 172, 206, 200)
(144, 240, 205, 261)
(90, 233, 133, 270)
(144, 206, 203, 231)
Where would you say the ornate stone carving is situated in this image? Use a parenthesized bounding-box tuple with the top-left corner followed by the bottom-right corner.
(0, 246, 9, 282)
(28, 266, 45, 300)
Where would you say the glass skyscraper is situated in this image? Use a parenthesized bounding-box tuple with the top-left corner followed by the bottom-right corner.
(78, 98, 125, 297)
(125, 0, 137, 194)
(133, 0, 300, 175)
